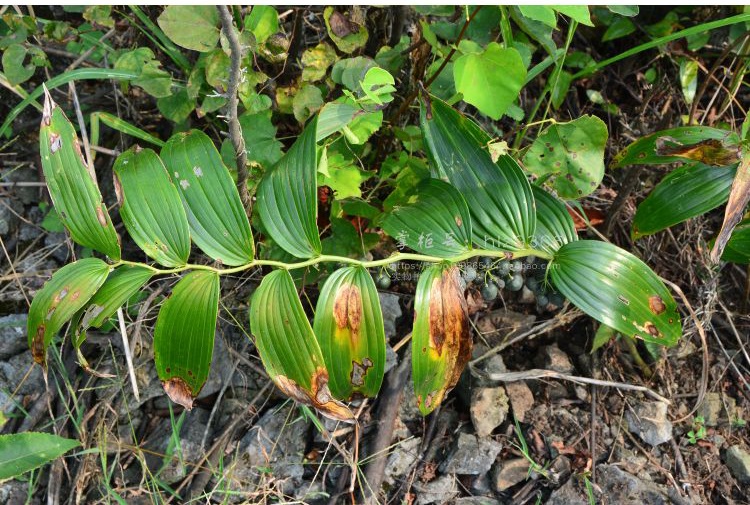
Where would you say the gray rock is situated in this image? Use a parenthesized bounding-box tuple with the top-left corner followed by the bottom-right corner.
(539, 343, 574, 374)
(454, 497, 501, 505)
(0, 314, 28, 359)
(726, 445, 750, 484)
(440, 432, 502, 475)
(379, 292, 402, 339)
(505, 381, 534, 422)
(398, 379, 424, 422)
(197, 334, 234, 399)
(626, 401, 673, 446)
(0, 480, 39, 505)
(0, 352, 44, 418)
(596, 464, 670, 504)
(44, 232, 70, 263)
(470, 387, 509, 437)
(384, 436, 421, 485)
(0, 198, 22, 236)
(470, 472, 492, 495)
(697, 392, 736, 427)
(384, 343, 398, 374)
(491, 458, 530, 491)
(3, 167, 39, 205)
(414, 474, 458, 505)
(546, 478, 587, 505)
(146, 408, 210, 483)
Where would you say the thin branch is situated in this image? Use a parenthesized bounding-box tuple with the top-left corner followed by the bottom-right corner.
(218, 6, 250, 210)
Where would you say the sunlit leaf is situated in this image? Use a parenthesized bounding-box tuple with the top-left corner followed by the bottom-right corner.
(157, 5, 219, 52)
(420, 94, 535, 251)
(0, 432, 80, 480)
(153, 270, 219, 410)
(531, 185, 577, 254)
(113, 147, 191, 267)
(40, 90, 120, 260)
(381, 179, 472, 257)
(632, 162, 736, 239)
(412, 264, 472, 415)
(257, 117, 322, 258)
(250, 269, 354, 422)
(28, 258, 110, 365)
(161, 130, 254, 266)
(313, 266, 385, 399)
(550, 240, 681, 346)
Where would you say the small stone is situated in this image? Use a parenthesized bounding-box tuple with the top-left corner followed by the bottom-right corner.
(379, 292, 402, 339)
(726, 445, 750, 484)
(505, 381, 534, 422)
(0, 314, 27, 360)
(492, 458, 530, 492)
(626, 401, 673, 446)
(44, 232, 70, 263)
(539, 343, 574, 373)
(384, 437, 421, 485)
(439, 433, 502, 475)
(454, 497, 501, 505)
(597, 464, 670, 504)
(0, 198, 22, 236)
(546, 478, 587, 505)
(697, 392, 736, 427)
(414, 474, 458, 505)
(470, 472, 492, 495)
(470, 387, 509, 437)
(145, 408, 210, 483)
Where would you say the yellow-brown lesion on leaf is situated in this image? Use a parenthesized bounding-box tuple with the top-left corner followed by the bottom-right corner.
(162, 376, 195, 410)
(272, 369, 354, 423)
(648, 295, 666, 315)
(32, 324, 46, 365)
(96, 206, 108, 227)
(333, 283, 362, 344)
(350, 357, 373, 387)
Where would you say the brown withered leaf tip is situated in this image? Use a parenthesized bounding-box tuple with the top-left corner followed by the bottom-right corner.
(274, 369, 354, 423)
(32, 324, 46, 365)
(655, 137, 740, 167)
(163, 377, 194, 410)
(333, 283, 362, 341)
(648, 295, 666, 315)
(328, 10, 359, 38)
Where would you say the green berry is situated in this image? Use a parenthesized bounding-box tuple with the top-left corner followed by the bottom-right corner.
(463, 265, 478, 283)
(494, 278, 505, 290)
(376, 272, 392, 289)
(536, 294, 549, 307)
(510, 260, 524, 273)
(481, 282, 498, 301)
(480, 256, 493, 269)
(525, 277, 540, 293)
(507, 273, 524, 292)
(495, 260, 511, 276)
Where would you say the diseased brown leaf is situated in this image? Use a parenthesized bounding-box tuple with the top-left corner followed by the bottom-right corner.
(712, 149, 750, 262)
(162, 377, 194, 410)
(275, 369, 354, 423)
(655, 137, 740, 167)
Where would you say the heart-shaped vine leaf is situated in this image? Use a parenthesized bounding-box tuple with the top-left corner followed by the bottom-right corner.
(40, 89, 120, 260)
(28, 258, 110, 365)
(257, 117, 322, 258)
(313, 266, 385, 400)
(113, 147, 191, 267)
(522, 115, 608, 199)
(153, 270, 219, 410)
(381, 179, 472, 257)
(633, 162, 736, 240)
(250, 269, 353, 422)
(420, 94, 535, 251)
(0, 432, 80, 480)
(531, 185, 578, 255)
(412, 264, 472, 415)
(161, 130, 254, 266)
(549, 240, 681, 346)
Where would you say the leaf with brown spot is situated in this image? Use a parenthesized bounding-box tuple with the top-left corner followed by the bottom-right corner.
(412, 264, 472, 415)
(162, 377, 195, 410)
(314, 266, 385, 399)
(655, 137, 740, 166)
(711, 148, 750, 262)
(27, 258, 110, 366)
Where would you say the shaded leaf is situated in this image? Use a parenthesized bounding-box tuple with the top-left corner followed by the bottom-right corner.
(324, 7, 368, 54)
(316, 101, 360, 141)
(239, 113, 283, 168)
(712, 148, 750, 262)
(245, 5, 278, 45)
(633, 162, 736, 239)
(550, 240, 681, 346)
(257, 117, 322, 258)
(154, 270, 219, 410)
(554, 6, 593, 26)
(250, 269, 354, 422)
(40, 90, 121, 260)
(313, 266, 385, 399)
(602, 17, 636, 42)
(317, 147, 372, 201)
(0, 432, 80, 480)
(114, 48, 172, 98)
(28, 258, 110, 365)
(420, 94, 535, 251)
(381, 179, 472, 257)
(113, 147, 191, 267)
(301, 42, 337, 82)
(523, 115, 608, 199)
(161, 130, 254, 266)
(157, 6, 219, 52)
(412, 265, 472, 415)
(518, 6, 557, 27)
(719, 218, 750, 263)
(2, 43, 35, 85)
(591, 324, 617, 353)
(531, 185, 577, 254)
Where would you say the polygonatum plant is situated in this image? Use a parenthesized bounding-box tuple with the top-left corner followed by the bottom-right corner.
(30, 87, 683, 420)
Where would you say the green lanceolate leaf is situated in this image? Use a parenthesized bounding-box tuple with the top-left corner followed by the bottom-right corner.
(40, 90, 121, 260)
(114, 147, 191, 267)
(154, 270, 219, 410)
(381, 179, 472, 257)
(719, 218, 750, 264)
(412, 264, 472, 415)
(28, 258, 110, 365)
(531, 185, 577, 255)
(549, 240, 681, 346)
(257, 117, 322, 258)
(0, 432, 80, 480)
(612, 126, 740, 168)
(250, 269, 353, 422)
(632, 162, 736, 239)
(313, 266, 385, 400)
(420, 94, 535, 251)
(522, 115, 608, 199)
(161, 130, 254, 266)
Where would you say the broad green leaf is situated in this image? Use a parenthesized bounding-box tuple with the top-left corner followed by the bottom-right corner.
(523, 115, 608, 199)
(2, 43, 35, 85)
(113, 147, 191, 267)
(317, 102, 359, 141)
(453, 43, 526, 120)
(720, 218, 750, 263)
(154, 270, 219, 410)
(301, 43, 337, 82)
(591, 324, 618, 353)
(40, 91, 121, 260)
(313, 266, 385, 399)
(518, 6, 557, 28)
(550, 240, 682, 346)
(257, 117, 322, 258)
(531, 185, 577, 255)
(113, 48, 173, 98)
(323, 7, 368, 54)
(161, 130, 254, 266)
(293, 84, 324, 123)
(612, 126, 740, 168)
(331, 56, 378, 93)
(317, 147, 372, 201)
(420, 94, 535, 251)
(510, 6, 556, 55)
(0, 432, 80, 480)
(412, 265, 472, 415)
(554, 6, 594, 26)
(28, 258, 110, 365)
(239, 113, 284, 168)
(607, 6, 639, 16)
(157, 88, 195, 123)
(359, 67, 396, 105)
(245, 5, 279, 44)
(679, 58, 698, 105)
(381, 179, 472, 257)
(602, 17, 636, 42)
(632, 163, 736, 239)
(321, 217, 380, 258)
(250, 269, 354, 422)
(157, 6, 219, 52)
